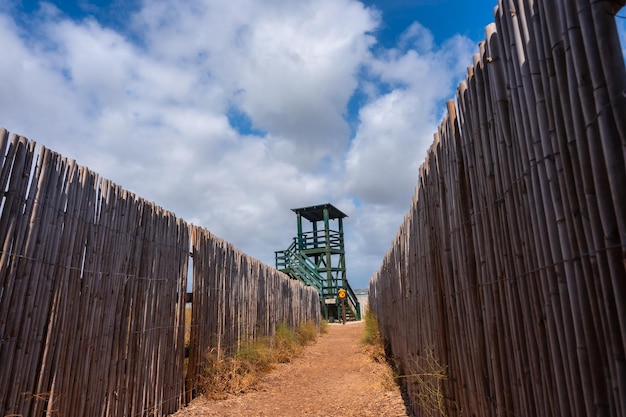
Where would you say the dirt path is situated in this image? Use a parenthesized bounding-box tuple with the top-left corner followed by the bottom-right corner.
(172, 321, 411, 416)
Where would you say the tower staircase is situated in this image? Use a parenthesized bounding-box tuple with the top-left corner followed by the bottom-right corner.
(275, 204, 361, 321)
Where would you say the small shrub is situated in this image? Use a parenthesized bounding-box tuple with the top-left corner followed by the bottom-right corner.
(402, 346, 453, 417)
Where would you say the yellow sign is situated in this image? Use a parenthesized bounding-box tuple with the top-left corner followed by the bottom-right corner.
(338, 289, 347, 299)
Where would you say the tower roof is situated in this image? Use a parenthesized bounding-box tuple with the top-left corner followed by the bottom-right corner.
(291, 203, 348, 222)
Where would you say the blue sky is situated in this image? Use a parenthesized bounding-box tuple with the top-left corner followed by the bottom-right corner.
(363, 0, 495, 45)
(11, 0, 496, 44)
(2, 0, 625, 289)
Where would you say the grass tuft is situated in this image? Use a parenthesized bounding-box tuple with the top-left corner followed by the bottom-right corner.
(199, 348, 258, 400)
(236, 337, 275, 372)
(295, 320, 318, 345)
(198, 320, 322, 399)
(361, 307, 387, 363)
(273, 322, 300, 362)
(319, 319, 329, 334)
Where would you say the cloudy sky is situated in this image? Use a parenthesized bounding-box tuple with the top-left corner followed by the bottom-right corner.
(2, 0, 625, 289)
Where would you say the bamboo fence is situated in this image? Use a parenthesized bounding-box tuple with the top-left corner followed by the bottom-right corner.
(369, 0, 626, 416)
(0, 129, 320, 416)
(185, 226, 321, 401)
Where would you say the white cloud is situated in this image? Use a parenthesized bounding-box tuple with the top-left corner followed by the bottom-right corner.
(345, 26, 474, 207)
(0, 12, 91, 154)
(131, 0, 379, 169)
(345, 89, 431, 205)
(0, 0, 477, 288)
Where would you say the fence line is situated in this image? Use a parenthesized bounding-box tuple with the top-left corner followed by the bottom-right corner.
(185, 226, 320, 401)
(369, 0, 626, 416)
(0, 128, 320, 417)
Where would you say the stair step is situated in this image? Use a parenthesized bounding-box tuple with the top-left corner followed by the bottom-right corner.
(279, 245, 360, 321)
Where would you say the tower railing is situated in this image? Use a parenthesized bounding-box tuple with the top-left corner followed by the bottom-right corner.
(275, 239, 360, 320)
(298, 230, 342, 250)
(275, 239, 323, 294)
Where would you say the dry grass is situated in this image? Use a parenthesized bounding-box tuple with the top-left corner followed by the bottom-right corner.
(319, 319, 329, 334)
(379, 366, 398, 391)
(295, 320, 318, 345)
(361, 307, 387, 363)
(360, 310, 454, 412)
(185, 305, 192, 346)
(400, 346, 452, 417)
(273, 322, 301, 363)
(198, 320, 321, 400)
(199, 347, 260, 400)
(361, 308, 398, 393)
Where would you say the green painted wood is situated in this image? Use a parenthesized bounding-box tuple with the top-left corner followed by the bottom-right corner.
(276, 203, 360, 320)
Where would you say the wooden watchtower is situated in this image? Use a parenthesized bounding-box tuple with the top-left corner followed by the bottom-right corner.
(276, 203, 360, 321)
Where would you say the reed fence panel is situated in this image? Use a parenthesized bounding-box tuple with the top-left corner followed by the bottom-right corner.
(186, 226, 320, 399)
(369, 1, 626, 416)
(0, 128, 321, 416)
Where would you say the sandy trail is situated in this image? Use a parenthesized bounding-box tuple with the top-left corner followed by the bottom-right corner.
(171, 321, 411, 416)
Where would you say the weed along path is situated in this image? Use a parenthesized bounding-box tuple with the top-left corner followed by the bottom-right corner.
(172, 321, 411, 416)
